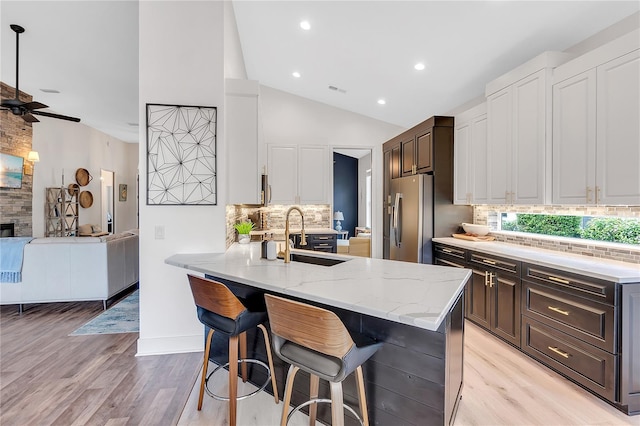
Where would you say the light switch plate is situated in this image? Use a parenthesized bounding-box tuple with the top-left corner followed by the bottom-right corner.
(155, 225, 165, 240)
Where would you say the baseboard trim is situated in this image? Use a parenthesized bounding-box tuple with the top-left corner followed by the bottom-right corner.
(136, 334, 202, 356)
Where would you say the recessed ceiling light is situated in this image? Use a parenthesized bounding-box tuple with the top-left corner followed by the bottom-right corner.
(300, 20, 311, 30)
(414, 63, 426, 71)
(40, 88, 60, 93)
(292, 71, 301, 78)
(377, 99, 386, 105)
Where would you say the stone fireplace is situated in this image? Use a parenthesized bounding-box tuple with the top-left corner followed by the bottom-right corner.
(0, 82, 34, 237)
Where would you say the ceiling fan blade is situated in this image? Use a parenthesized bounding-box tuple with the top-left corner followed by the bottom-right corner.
(31, 110, 80, 122)
(22, 101, 48, 110)
(22, 113, 39, 123)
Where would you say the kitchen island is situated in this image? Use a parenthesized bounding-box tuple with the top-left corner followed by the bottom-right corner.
(166, 243, 471, 425)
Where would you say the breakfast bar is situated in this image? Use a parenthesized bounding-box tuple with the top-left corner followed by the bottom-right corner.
(166, 243, 471, 425)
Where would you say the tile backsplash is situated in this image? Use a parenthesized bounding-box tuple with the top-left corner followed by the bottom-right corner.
(226, 204, 331, 248)
(474, 204, 640, 264)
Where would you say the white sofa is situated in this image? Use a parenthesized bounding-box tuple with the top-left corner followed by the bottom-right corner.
(0, 232, 139, 310)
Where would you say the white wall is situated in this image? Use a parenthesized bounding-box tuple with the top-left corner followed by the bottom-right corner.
(137, 0, 227, 356)
(260, 85, 404, 257)
(32, 118, 138, 237)
(224, 1, 247, 79)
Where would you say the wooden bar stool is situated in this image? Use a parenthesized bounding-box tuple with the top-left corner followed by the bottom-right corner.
(187, 275, 279, 426)
(264, 294, 382, 426)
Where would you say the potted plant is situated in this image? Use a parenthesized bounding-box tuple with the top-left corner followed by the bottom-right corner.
(234, 220, 254, 244)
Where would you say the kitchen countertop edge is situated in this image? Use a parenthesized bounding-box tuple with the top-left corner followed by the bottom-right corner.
(433, 237, 640, 283)
(166, 244, 471, 332)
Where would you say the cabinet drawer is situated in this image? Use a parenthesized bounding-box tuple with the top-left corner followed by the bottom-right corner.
(522, 317, 616, 401)
(434, 244, 466, 261)
(523, 281, 616, 353)
(310, 245, 334, 253)
(435, 257, 466, 269)
(306, 234, 336, 243)
(523, 263, 616, 305)
(469, 252, 519, 276)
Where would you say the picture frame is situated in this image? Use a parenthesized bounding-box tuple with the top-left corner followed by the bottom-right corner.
(119, 184, 128, 201)
(146, 103, 218, 205)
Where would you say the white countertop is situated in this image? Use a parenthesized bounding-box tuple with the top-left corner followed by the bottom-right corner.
(433, 237, 640, 283)
(166, 243, 471, 331)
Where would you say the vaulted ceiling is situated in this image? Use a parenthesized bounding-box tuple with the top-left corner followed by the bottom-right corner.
(1, 1, 638, 144)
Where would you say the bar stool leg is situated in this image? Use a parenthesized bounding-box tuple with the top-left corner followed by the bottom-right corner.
(329, 381, 345, 426)
(257, 324, 280, 403)
(239, 332, 248, 382)
(355, 366, 369, 426)
(309, 374, 319, 426)
(198, 328, 214, 410)
(228, 335, 239, 426)
(281, 365, 300, 426)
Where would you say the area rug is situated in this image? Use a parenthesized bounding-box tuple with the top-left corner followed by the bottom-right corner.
(70, 290, 139, 335)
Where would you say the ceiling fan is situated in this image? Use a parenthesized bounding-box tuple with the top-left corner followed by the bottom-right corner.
(0, 24, 80, 123)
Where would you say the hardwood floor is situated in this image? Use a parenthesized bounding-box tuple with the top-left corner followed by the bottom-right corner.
(1, 300, 635, 426)
(0, 298, 201, 425)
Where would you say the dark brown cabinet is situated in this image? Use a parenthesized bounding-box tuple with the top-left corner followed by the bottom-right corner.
(401, 136, 415, 176)
(521, 263, 618, 402)
(402, 129, 434, 176)
(433, 241, 640, 415)
(467, 252, 521, 347)
(292, 233, 337, 253)
(383, 116, 452, 180)
(382, 116, 469, 261)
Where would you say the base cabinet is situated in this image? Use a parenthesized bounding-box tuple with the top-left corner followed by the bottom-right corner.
(292, 233, 337, 253)
(522, 316, 616, 401)
(206, 275, 466, 426)
(621, 283, 640, 415)
(433, 241, 639, 416)
(467, 252, 521, 347)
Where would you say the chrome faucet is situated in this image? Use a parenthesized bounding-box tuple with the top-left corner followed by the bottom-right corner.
(284, 206, 307, 263)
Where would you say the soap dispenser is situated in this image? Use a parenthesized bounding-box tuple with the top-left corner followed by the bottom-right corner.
(266, 234, 277, 260)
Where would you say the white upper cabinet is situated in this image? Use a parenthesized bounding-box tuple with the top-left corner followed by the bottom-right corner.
(484, 53, 570, 206)
(552, 70, 597, 204)
(267, 144, 329, 204)
(454, 103, 487, 205)
(596, 50, 640, 205)
(486, 88, 513, 204)
(552, 30, 640, 206)
(297, 146, 328, 204)
(226, 79, 262, 205)
(486, 54, 560, 206)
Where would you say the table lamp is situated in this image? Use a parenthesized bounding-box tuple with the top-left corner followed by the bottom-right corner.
(334, 211, 344, 232)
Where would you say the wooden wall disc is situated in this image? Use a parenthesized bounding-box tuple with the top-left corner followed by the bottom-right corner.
(75, 168, 92, 186)
(79, 191, 93, 208)
(68, 183, 79, 196)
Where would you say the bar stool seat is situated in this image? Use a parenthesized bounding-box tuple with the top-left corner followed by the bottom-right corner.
(265, 294, 382, 426)
(187, 274, 279, 426)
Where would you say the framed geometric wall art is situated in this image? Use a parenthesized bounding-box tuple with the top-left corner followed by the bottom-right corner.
(146, 103, 217, 205)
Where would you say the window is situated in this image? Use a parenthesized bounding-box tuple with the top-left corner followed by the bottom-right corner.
(499, 213, 640, 246)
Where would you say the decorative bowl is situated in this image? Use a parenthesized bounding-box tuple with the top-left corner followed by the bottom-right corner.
(462, 223, 490, 236)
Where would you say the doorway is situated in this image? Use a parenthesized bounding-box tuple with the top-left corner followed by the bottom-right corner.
(332, 148, 372, 238)
(101, 169, 114, 234)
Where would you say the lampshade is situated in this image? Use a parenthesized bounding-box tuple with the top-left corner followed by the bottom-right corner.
(333, 211, 344, 221)
(27, 151, 40, 162)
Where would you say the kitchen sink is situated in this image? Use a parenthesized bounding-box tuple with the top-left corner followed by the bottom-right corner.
(289, 253, 348, 267)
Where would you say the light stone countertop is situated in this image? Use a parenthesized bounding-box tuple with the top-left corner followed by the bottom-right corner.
(433, 237, 640, 283)
(166, 243, 471, 331)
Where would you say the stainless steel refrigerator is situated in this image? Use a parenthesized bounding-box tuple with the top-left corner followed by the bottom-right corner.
(389, 174, 470, 264)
